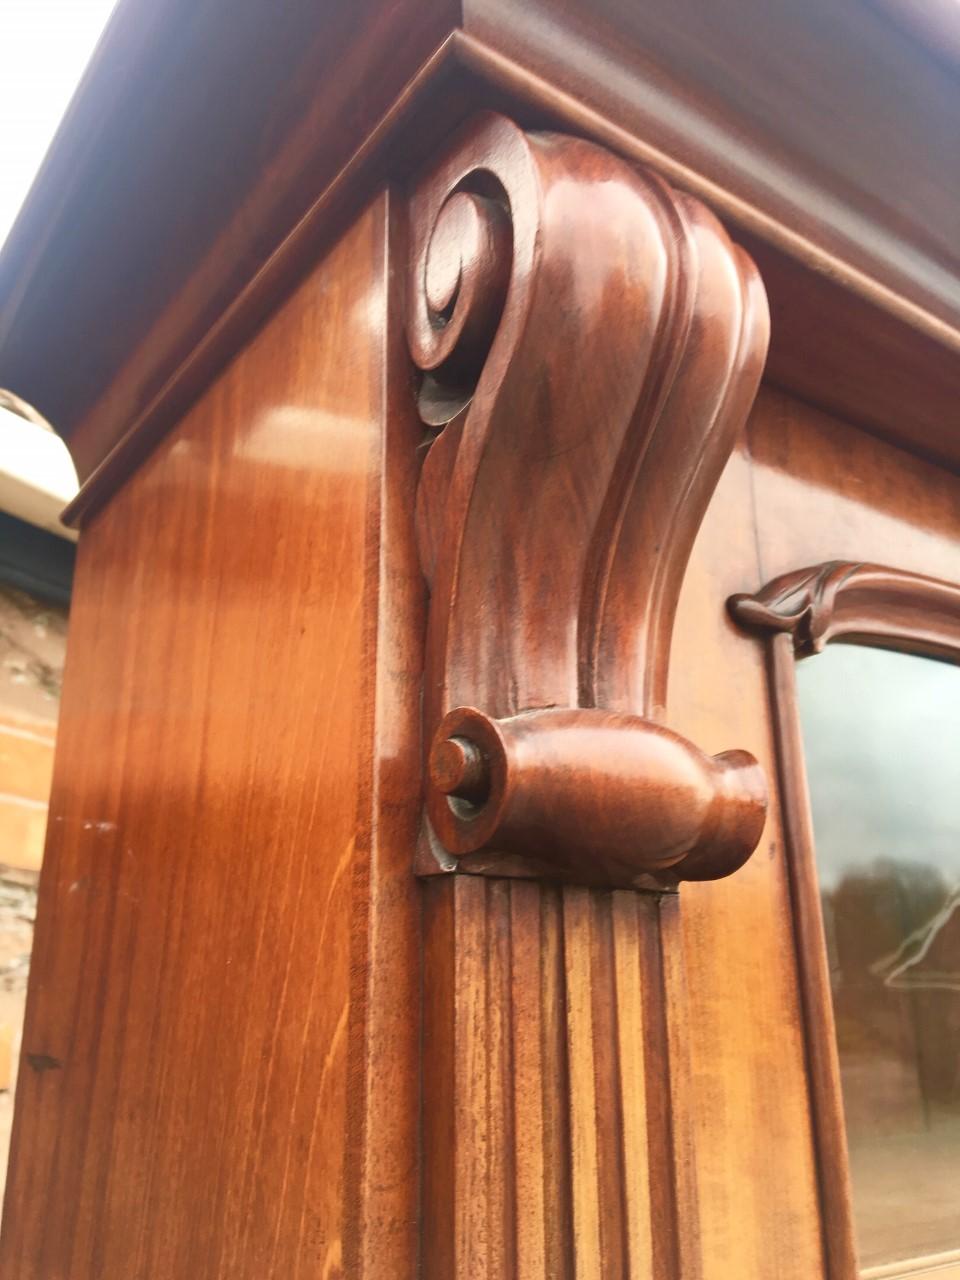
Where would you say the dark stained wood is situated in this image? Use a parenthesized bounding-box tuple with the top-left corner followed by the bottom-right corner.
(407, 114, 770, 889)
(403, 117, 835, 1279)
(0, 197, 423, 1280)
(422, 874, 687, 1278)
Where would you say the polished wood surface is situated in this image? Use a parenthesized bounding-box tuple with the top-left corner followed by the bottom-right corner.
(2, 0, 958, 506)
(0, 197, 422, 1279)
(731, 561, 960, 660)
(747, 387, 960, 588)
(408, 114, 769, 891)
(404, 118, 786, 1277)
(668, 444, 827, 1278)
(422, 875, 698, 1277)
(467, 0, 960, 325)
(731, 397, 960, 1278)
(0, 27, 956, 1268)
(731, 556, 960, 1277)
(427, 706, 767, 884)
(744, 630, 860, 1280)
(415, 378, 887, 1280)
(51, 40, 958, 528)
(738, 231, 960, 472)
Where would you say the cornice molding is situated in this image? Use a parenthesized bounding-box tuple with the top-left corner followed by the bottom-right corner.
(56, 33, 960, 526)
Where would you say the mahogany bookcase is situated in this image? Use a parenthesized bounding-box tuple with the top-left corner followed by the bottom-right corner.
(0, 1, 957, 1276)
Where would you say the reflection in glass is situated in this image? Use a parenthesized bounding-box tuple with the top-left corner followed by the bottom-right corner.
(797, 645, 960, 1272)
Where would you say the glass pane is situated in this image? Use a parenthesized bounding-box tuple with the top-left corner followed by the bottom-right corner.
(797, 645, 960, 1273)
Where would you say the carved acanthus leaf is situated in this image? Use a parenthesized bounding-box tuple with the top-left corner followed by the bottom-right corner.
(730, 561, 960, 660)
(729, 561, 864, 655)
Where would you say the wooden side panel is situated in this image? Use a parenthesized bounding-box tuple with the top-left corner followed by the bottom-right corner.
(344, 199, 424, 1279)
(0, 198, 418, 1279)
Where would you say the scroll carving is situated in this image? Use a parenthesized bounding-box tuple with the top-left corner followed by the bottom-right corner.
(729, 560, 960, 660)
(408, 113, 771, 888)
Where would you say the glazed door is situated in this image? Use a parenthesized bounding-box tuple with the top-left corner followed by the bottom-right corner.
(398, 113, 960, 1278)
(722, 389, 960, 1279)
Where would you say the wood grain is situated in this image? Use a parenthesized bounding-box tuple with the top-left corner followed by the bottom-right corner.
(669, 441, 826, 1278)
(406, 121, 782, 1277)
(422, 875, 676, 1278)
(746, 388, 960, 588)
(342, 194, 425, 1279)
(408, 113, 770, 888)
(2, 58, 957, 1279)
(0, 197, 421, 1279)
(729, 405, 960, 1280)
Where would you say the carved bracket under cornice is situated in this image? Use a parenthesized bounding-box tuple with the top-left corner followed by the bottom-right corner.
(407, 112, 771, 889)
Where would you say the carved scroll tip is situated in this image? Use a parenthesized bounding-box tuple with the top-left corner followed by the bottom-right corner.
(677, 748, 768, 882)
(727, 591, 795, 635)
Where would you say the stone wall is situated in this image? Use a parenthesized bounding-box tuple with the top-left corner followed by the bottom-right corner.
(0, 585, 67, 1206)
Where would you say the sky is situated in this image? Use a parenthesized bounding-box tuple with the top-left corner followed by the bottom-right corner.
(0, 0, 118, 254)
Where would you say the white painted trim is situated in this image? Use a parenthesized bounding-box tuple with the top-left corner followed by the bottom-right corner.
(0, 405, 77, 540)
(863, 1249, 960, 1279)
(0, 722, 55, 747)
(0, 792, 48, 812)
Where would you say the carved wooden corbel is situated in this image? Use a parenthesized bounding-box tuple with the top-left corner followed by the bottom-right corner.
(407, 113, 771, 888)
